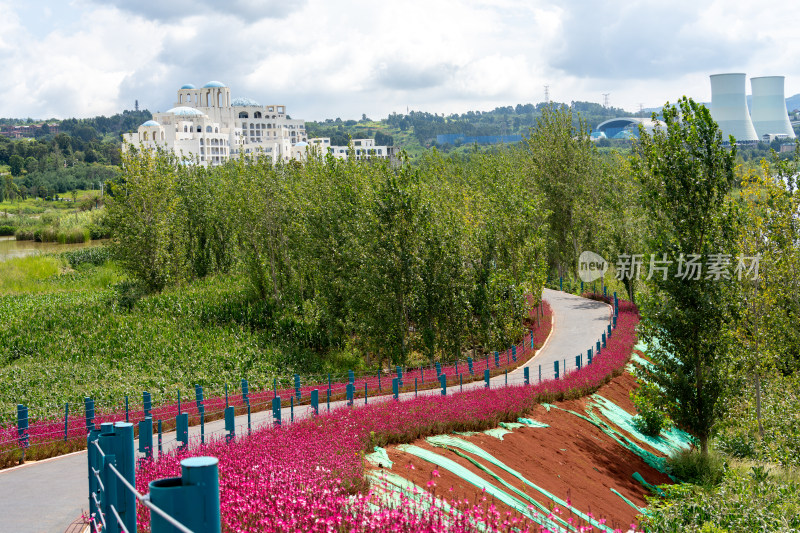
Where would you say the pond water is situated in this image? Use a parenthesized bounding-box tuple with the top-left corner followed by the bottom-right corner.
(0, 236, 102, 262)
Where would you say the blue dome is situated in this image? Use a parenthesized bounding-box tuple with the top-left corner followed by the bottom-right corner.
(202, 80, 226, 88)
(232, 97, 260, 106)
(295, 141, 309, 147)
(165, 106, 205, 117)
(180, 84, 196, 90)
(141, 120, 160, 127)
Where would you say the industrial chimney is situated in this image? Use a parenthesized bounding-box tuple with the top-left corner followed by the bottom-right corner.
(750, 76, 795, 140)
(710, 73, 758, 143)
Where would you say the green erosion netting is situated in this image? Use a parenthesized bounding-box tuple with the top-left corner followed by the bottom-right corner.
(396, 443, 571, 532)
(632, 472, 665, 497)
(482, 428, 513, 440)
(517, 418, 549, 428)
(365, 446, 394, 468)
(425, 434, 615, 532)
(610, 488, 644, 514)
(588, 394, 693, 456)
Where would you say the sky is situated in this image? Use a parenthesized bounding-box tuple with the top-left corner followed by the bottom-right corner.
(1, 0, 799, 121)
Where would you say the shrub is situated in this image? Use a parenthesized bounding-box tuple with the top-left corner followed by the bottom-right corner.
(631, 381, 670, 437)
(0, 226, 14, 236)
(61, 246, 112, 268)
(14, 228, 34, 241)
(112, 280, 150, 311)
(667, 448, 726, 487)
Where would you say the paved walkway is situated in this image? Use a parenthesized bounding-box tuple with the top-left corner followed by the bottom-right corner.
(0, 289, 610, 533)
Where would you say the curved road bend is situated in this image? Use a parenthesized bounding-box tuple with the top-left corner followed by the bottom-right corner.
(0, 289, 610, 533)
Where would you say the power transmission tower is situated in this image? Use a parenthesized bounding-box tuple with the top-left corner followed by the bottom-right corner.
(602, 93, 610, 108)
(638, 103, 644, 117)
(544, 85, 550, 104)
(135, 99, 139, 112)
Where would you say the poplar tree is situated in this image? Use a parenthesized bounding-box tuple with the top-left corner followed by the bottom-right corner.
(632, 97, 739, 455)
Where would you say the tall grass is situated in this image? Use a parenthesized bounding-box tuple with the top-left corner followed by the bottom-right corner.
(0, 255, 63, 293)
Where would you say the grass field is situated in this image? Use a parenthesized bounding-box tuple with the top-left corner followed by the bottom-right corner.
(0, 253, 377, 422)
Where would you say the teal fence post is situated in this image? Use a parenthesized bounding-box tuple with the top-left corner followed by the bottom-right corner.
(348, 370, 354, 385)
(596, 340, 601, 356)
(157, 419, 163, 457)
(272, 397, 281, 427)
(494, 351, 500, 367)
(392, 378, 399, 400)
(273, 378, 277, 398)
(460, 373, 463, 392)
(84, 397, 95, 432)
(603, 284, 607, 297)
(294, 374, 301, 400)
(224, 406, 235, 442)
(177, 390, 181, 415)
(143, 391, 151, 419)
(588, 348, 593, 365)
(435, 362, 441, 376)
(138, 417, 153, 459)
(326, 389, 330, 412)
(602, 332, 607, 348)
(559, 276, 563, 291)
(576, 355, 581, 369)
(125, 395, 129, 423)
(16, 404, 28, 450)
(512, 345, 517, 361)
(468, 357, 474, 375)
(439, 374, 446, 395)
(290, 396, 294, 422)
(414, 377, 418, 397)
(484, 369, 490, 388)
(149, 456, 221, 533)
(607, 324, 612, 337)
(613, 314, 617, 328)
(346, 383, 354, 406)
(176, 413, 188, 450)
(456, 360, 459, 375)
(113, 422, 136, 532)
(396, 366, 403, 386)
(530, 332, 535, 349)
(364, 382, 368, 404)
(64, 403, 69, 442)
(241, 379, 251, 434)
(195, 385, 205, 445)
(539, 364, 542, 383)
(554, 360, 560, 380)
(378, 373, 382, 392)
(524, 367, 530, 385)
(311, 389, 319, 415)
(224, 384, 228, 407)
(614, 291, 618, 314)
(421, 367, 424, 383)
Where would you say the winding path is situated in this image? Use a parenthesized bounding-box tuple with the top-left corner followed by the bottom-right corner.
(0, 289, 610, 533)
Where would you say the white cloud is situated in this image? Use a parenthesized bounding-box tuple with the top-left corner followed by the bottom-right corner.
(3, 0, 800, 120)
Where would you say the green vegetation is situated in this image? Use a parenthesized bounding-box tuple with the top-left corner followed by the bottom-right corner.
(633, 97, 740, 456)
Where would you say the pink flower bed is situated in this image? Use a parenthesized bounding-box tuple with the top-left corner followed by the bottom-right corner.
(133, 302, 638, 532)
(1, 302, 552, 466)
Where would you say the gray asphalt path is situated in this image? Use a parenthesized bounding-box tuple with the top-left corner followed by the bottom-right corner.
(0, 289, 610, 533)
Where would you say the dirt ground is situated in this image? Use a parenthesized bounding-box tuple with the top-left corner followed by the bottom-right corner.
(377, 369, 671, 531)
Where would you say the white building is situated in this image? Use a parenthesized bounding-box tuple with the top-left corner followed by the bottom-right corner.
(123, 81, 308, 166)
(307, 137, 396, 161)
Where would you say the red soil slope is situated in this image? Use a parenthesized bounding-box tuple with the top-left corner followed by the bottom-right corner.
(377, 370, 669, 531)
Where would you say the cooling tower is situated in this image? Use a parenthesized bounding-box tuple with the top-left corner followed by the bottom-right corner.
(750, 76, 796, 139)
(710, 73, 758, 142)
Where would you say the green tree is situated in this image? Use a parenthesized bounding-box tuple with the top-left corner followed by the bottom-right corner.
(632, 97, 739, 455)
(106, 147, 188, 292)
(525, 104, 595, 278)
(8, 155, 23, 176)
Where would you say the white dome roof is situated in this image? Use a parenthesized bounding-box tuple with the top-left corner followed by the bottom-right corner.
(166, 106, 206, 117)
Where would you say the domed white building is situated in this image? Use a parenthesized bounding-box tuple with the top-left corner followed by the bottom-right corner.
(123, 81, 308, 166)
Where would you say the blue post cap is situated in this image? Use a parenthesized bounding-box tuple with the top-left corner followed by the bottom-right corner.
(182, 456, 219, 468)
